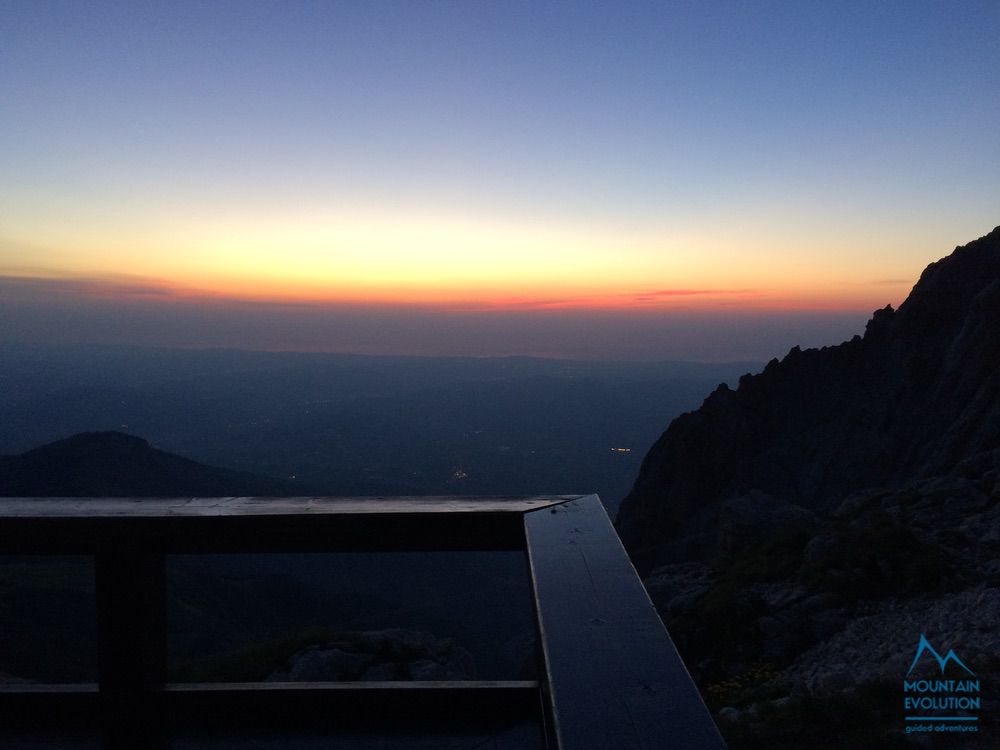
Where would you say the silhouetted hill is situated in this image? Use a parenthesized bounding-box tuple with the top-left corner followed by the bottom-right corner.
(0, 431, 303, 496)
(617, 225, 1000, 571)
(0, 351, 754, 510)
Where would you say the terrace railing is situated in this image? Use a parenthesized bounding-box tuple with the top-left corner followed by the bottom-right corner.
(0, 494, 726, 749)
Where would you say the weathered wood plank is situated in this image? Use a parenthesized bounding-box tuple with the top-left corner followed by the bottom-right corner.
(0, 496, 579, 553)
(0, 495, 578, 517)
(164, 679, 538, 691)
(0, 512, 528, 553)
(525, 495, 726, 750)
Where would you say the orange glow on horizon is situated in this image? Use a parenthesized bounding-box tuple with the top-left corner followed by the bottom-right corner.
(0, 267, 910, 315)
(1, 210, 920, 317)
(0, 205, 924, 319)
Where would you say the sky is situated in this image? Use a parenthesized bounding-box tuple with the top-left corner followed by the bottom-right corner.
(1, 0, 998, 361)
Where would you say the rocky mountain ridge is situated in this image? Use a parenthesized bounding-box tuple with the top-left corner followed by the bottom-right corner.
(616, 226, 1000, 748)
(617, 226, 1000, 572)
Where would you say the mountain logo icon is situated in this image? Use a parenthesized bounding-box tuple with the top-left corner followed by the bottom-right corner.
(906, 634, 975, 677)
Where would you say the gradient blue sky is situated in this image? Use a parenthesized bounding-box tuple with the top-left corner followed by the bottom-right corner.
(1, 1, 998, 360)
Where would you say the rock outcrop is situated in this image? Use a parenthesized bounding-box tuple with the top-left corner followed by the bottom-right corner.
(266, 628, 477, 682)
(616, 226, 1000, 748)
(645, 475, 1000, 747)
(617, 226, 1000, 573)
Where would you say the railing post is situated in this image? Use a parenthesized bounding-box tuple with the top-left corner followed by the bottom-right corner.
(95, 543, 167, 749)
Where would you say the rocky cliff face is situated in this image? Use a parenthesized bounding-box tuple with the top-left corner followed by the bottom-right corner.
(615, 226, 1000, 748)
(617, 226, 1000, 572)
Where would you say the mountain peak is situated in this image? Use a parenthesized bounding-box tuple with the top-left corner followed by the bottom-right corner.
(23, 430, 151, 457)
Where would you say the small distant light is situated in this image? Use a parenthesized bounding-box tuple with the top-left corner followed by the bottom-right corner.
(610, 447, 632, 453)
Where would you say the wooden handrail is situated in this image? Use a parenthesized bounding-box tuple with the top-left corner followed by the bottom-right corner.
(0, 495, 726, 749)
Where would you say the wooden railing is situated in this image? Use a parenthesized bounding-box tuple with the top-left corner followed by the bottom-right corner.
(0, 495, 726, 749)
